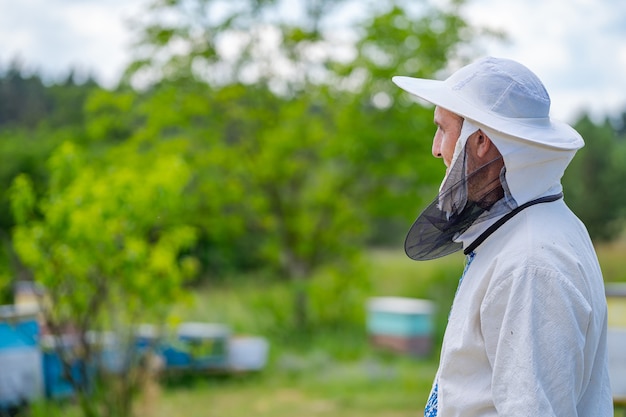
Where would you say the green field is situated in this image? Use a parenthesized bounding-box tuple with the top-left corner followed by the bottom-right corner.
(144, 248, 457, 417)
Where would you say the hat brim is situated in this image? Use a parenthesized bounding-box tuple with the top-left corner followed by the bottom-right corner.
(392, 76, 583, 150)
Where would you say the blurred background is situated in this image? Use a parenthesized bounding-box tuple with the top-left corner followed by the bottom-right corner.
(0, 0, 625, 416)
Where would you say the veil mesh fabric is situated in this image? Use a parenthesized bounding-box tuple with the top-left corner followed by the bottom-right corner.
(404, 145, 517, 261)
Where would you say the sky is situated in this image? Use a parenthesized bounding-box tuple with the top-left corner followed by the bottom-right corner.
(1, 0, 625, 123)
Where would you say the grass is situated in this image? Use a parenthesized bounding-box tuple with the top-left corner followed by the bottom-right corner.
(143, 247, 454, 417)
(597, 235, 626, 282)
(142, 354, 439, 417)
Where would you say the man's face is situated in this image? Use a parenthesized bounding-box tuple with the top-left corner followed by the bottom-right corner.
(432, 106, 504, 205)
(433, 106, 463, 173)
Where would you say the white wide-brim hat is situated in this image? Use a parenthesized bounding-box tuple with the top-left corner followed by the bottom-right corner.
(392, 57, 583, 150)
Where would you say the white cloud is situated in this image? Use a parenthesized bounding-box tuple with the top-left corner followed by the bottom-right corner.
(460, 0, 626, 122)
(0, 0, 146, 86)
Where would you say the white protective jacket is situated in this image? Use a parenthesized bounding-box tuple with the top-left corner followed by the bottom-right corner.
(432, 128, 613, 416)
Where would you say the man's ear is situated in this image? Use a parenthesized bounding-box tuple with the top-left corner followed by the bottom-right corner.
(475, 130, 493, 159)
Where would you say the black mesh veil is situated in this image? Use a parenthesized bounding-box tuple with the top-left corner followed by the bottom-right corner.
(404, 146, 515, 261)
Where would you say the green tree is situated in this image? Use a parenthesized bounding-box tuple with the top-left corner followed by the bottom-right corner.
(120, 0, 488, 328)
(10, 140, 198, 417)
(563, 114, 626, 241)
(0, 62, 51, 128)
(0, 61, 100, 129)
(0, 128, 63, 288)
(0, 64, 102, 301)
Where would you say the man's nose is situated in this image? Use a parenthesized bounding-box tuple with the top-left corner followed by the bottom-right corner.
(432, 134, 442, 158)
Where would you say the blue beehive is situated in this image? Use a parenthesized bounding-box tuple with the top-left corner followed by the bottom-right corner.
(367, 297, 435, 356)
(173, 323, 230, 370)
(41, 334, 93, 399)
(137, 322, 230, 371)
(134, 324, 192, 369)
(0, 305, 43, 409)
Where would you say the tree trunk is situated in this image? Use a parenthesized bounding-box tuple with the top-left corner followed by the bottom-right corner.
(283, 249, 310, 330)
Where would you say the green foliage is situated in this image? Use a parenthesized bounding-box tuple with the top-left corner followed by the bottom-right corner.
(10, 139, 198, 417)
(0, 128, 65, 226)
(0, 64, 102, 298)
(209, 88, 367, 277)
(308, 256, 372, 330)
(84, 89, 137, 143)
(11, 139, 198, 320)
(348, 4, 466, 81)
(563, 114, 626, 241)
(1, 0, 492, 288)
(0, 63, 52, 127)
(0, 61, 100, 129)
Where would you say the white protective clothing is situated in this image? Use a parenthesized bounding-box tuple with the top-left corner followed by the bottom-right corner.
(434, 199, 613, 416)
(432, 126, 613, 416)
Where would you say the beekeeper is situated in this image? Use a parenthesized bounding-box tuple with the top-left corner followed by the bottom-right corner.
(393, 57, 612, 416)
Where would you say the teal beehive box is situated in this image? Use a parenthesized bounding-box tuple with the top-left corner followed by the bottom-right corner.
(367, 297, 435, 356)
(0, 305, 43, 409)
